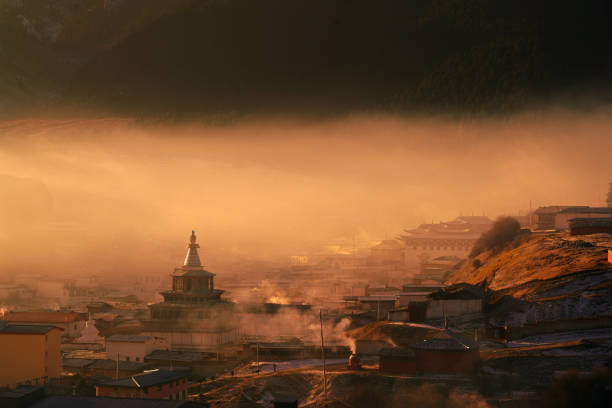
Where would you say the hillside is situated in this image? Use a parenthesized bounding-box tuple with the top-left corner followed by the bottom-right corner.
(3, 0, 612, 117)
(447, 233, 611, 292)
(446, 232, 612, 327)
(67, 0, 612, 116)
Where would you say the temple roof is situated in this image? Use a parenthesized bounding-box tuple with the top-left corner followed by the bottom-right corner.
(172, 267, 215, 277)
(401, 216, 492, 241)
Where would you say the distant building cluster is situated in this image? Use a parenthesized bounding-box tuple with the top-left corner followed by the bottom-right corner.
(0, 183, 610, 406)
(400, 216, 493, 264)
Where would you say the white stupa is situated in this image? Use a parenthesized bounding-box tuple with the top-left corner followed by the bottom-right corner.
(76, 315, 103, 344)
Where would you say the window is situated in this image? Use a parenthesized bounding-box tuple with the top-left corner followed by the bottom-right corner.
(126, 356, 130, 361)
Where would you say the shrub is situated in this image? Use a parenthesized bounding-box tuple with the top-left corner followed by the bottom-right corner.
(469, 217, 521, 258)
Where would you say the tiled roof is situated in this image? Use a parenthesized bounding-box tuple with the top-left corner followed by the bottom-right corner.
(106, 334, 153, 343)
(535, 206, 572, 214)
(569, 217, 612, 225)
(411, 331, 477, 351)
(559, 206, 612, 214)
(2, 311, 85, 323)
(145, 349, 215, 362)
(0, 323, 62, 334)
(454, 216, 493, 225)
(89, 359, 149, 371)
(100, 369, 188, 389)
(62, 358, 96, 368)
(429, 283, 485, 300)
(172, 267, 215, 277)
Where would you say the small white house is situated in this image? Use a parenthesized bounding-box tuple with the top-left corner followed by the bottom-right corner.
(105, 334, 169, 362)
(425, 284, 485, 319)
(536, 206, 612, 230)
(426, 298, 483, 319)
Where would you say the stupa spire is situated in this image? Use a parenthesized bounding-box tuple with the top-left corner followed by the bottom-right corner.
(184, 230, 202, 267)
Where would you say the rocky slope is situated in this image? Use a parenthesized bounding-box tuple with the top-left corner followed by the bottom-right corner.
(447, 232, 612, 327)
(448, 233, 610, 291)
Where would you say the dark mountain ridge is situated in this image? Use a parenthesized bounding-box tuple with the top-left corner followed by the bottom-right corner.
(3, 0, 612, 117)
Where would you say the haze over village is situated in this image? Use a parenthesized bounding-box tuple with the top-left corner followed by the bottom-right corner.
(1, 116, 611, 407)
(2, 1, 612, 408)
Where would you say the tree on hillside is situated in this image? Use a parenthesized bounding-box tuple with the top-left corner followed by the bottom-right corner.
(469, 217, 521, 258)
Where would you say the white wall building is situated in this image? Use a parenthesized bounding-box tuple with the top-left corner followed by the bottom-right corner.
(105, 334, 170, 362)
(425, 299, 483, 319)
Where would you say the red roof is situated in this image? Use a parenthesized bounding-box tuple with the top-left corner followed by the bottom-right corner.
(0, 324, 63, 334)
(2, 311, 85, 323)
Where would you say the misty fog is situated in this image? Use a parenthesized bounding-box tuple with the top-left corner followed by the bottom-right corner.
(1, 112, 611, 279)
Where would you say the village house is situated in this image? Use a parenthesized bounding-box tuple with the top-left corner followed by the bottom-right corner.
(389, 283, 484, 322)
(569, 217, 612, 235)
(144, 349, 229, 377)
(1, 311, 87, 339)
(397, 292, 430, 307)
(415, 255, 462, 282)
(425, 284, 485, 319)
(0, 323, 62, 388)
(342, 295, 397, 320)
(105, 334, 170, 363)
(402, 282, 446, 293)
(379, 330, 479, 375)
(0, 284, 35, 302)
(535, 206, 612, 230)
(96, 369, 189, 400)
(62, 350, 151, 378)
(370, 239, 406, 265)
(0, 386, 197, 408)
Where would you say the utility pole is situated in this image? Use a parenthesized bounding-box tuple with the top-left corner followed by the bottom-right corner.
(256, 343, 259, 375)
(319, 310, 327, 396)
(115, 352, 119, 380)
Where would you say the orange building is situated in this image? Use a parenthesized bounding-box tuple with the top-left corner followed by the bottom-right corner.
(0, 323, 63, 388)
(1, 311, 86, 338)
